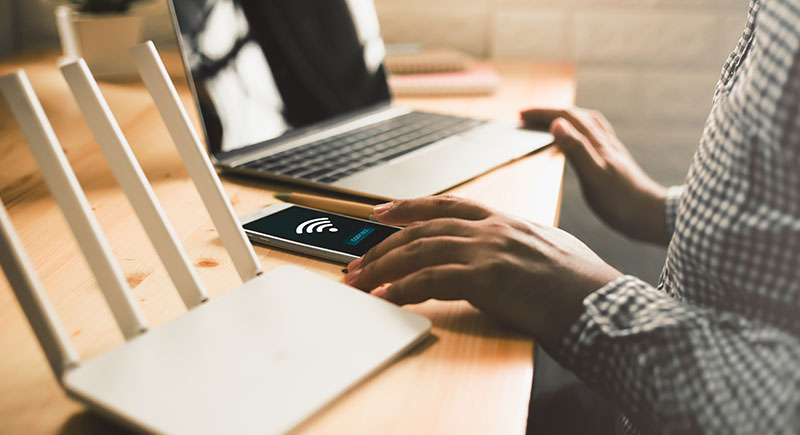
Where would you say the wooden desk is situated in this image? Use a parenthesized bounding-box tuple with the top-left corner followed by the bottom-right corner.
(0, 52, 573, 434)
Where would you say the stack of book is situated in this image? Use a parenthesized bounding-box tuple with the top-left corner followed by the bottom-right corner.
(384, 47, 500, 97)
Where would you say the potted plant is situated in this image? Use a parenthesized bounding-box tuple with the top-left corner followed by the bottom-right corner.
(53, 0, 149, 79)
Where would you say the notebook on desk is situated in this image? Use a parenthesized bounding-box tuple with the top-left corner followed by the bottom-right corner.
(167, 0, 553, 200)
(388, 64, 501, 96)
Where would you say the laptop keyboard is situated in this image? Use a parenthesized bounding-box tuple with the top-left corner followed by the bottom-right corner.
(239, 112, 486, 183)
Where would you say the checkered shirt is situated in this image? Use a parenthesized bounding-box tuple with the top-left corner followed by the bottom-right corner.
(556, 0, 800, 433)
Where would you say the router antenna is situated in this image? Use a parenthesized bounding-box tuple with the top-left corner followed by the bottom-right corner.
(130, 41, 262, 282)
(0, 71, 147, 339)
(0, 197, 81, 379)
(60, 59, 208, 309)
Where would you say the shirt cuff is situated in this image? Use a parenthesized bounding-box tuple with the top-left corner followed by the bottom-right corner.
(554, 275, 658, 384)
(664, 185, 685, 237)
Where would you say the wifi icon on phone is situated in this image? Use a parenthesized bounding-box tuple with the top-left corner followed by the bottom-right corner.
(296, 217, 339, 234)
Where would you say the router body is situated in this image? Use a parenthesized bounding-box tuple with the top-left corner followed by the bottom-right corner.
(0, 41, 430, 434)
(64, 266, 429, 434)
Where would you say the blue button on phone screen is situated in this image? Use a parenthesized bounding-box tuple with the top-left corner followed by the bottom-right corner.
(243, 206, 399, 256)
(346, 227, 375, 246)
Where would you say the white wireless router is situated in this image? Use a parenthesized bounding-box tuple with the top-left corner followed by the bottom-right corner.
(0, 42, 430, 434)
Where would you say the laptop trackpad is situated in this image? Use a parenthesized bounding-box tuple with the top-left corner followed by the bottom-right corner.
(333, 126, 552, 200)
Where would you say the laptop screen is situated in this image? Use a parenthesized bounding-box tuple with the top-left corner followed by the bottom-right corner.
(169, 0, 392, 156)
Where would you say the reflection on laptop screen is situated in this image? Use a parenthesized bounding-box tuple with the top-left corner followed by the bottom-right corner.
(170, 0, 392, 155)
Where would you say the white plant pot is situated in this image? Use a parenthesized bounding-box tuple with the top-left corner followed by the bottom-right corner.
(55, 5, 143, 79)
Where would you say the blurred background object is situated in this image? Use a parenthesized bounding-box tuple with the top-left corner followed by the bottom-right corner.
(387, 64, 500, 96)
(384, 46, 474, 74)
(0, 0, 175, 60)
(384, 47, 500, 96)
(54, 0, 149, 79)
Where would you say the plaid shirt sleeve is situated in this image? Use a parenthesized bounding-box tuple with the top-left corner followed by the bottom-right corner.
(556, 276, 800, 434)
(551, 0, 800, 433)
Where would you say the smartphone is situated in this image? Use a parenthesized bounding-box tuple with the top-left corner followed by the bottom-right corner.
(240, 203, 401, 264)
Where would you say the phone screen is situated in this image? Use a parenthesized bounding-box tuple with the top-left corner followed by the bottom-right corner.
(243, 206, 400, 257)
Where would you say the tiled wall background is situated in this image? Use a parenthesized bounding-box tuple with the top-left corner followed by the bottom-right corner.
(376, 0, 749, 175)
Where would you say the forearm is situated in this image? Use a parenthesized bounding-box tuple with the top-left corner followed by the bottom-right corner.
(607, 183, 684, 246)
(613, 177, 668, 245)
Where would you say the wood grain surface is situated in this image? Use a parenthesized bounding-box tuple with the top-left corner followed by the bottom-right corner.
(0, 51, 574, 434)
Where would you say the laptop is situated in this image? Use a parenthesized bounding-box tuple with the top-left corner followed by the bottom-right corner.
(167, 0, 553, 200)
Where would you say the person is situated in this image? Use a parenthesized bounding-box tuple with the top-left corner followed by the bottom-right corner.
(345, 0, 800, 432)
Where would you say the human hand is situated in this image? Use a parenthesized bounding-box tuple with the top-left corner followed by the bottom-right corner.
(522, 107, 669, 245)
(345, 196, 622, 349)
